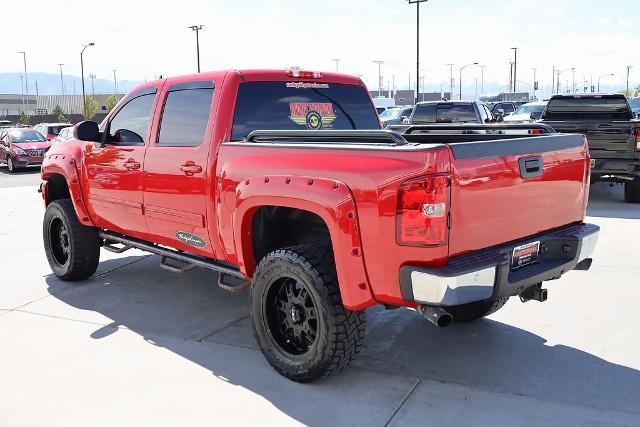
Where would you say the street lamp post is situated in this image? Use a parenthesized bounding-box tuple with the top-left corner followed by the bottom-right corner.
(571, 67, 576, 93)
(556, 68, 568, 94)
(626, 66, 633, 94)
(597, 73, 614, 92)
(408, 0, 429, 104)
(18, 51, 28, 100)
(89, 73, 96, 96)
(510, 47, 518, 92)
(446, 63, 454, 100)
(531, 67, 537, 100)
(552, 65, 556, 95)
(373, 60, 384, 97)
(19, 75, 24, 107)
(331, 58, 340, 72)
(188, 25, 205, 73)
(459, 62, 478, 100)
(57, 64, 65, 96)
(80, 42, 95, 117)
(479, 65, 485, 99)
(113, 69, 118, 96)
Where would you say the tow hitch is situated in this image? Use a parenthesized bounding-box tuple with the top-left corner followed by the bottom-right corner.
(520, 283, 548, 303)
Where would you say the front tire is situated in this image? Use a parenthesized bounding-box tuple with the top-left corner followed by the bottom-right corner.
(43, 199, 101, 281)
(7, 156, 16, 173)
(624, 178, 640, 203)
(251, 245, 366, 382)
(447, 297, 509, 323)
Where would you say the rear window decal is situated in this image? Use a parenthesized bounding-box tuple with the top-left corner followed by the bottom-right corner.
(286, 82, 330, 89)
(289, 102, 336, 130)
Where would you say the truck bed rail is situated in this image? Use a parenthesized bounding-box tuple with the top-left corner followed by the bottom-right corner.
(245, 130, 408, 145)
(397, 123, 557, 134)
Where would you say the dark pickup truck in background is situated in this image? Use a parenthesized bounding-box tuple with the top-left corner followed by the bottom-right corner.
(409, 101, 495, 125)
(540, 94, 640, 203)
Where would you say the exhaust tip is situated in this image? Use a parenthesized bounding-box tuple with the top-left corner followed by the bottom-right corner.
(418, 305, 453, 328)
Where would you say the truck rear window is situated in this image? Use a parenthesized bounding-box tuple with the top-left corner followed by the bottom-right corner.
(543, 97, 632, 120)
(231, 82, 379, 140)
(412, 104, 477, 123)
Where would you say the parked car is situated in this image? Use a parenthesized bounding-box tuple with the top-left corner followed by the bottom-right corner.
(33, 122, 72, 141)
(503, 101, 548, 123)
(379, 106, 413, 127)
(410, 100, 494, 124)
(628, 97, 640, 119)
(373, 97, 395, 114)
(0, 120, 13, 128)
(0, 128, 51, 173)
(540, 93, 640, 202)
(41, 69, 598, 382)
(51, 126, 75, 144)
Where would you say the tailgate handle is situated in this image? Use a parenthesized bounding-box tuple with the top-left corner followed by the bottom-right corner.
(519, 156, 543, 179)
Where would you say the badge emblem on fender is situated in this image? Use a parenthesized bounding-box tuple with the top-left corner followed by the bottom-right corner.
(175, 231, 207, 248)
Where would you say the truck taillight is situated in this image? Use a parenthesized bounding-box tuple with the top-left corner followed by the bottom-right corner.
(636, 130, 640, 150)
(396, 175, 450, 246)
(286, 68, 322, 79)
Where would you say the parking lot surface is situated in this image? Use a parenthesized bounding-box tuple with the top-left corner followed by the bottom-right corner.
(1, 169, 639, 426)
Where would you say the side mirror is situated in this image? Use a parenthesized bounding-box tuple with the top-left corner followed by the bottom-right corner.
(400, 116, 410, 124)
(496, 108, 505, 116)
(74, 121, 99, 142)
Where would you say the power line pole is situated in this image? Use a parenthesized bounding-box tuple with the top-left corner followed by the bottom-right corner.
(552, 65, 556, 95)
(479, 65, 485, 99)
(531, 67, 537, 100)
(626, 66, 633, 94)
(446, 63, 454, 100)
(571, 67, 576, 93)
(511, 47, 518, 92)
(89, 73, 96, 96)
(18, 51, 28, 99)
(113, 69, 118, 96)
(188, 25, 205, 73)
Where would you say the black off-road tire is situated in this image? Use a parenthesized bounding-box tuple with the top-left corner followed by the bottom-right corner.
(624, 178, 640, 203)
(447, 297, 510, 323)
(43, 199, 101, 281)
(251, 244, 366, 382)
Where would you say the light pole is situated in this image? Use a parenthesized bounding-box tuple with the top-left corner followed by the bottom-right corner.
(331, 58, 340, 72)
(408, 0, 429, 104)
(188, 25, 204, 73)
(57, 63, 65, 96)
(531, 67, 537, 100)
(552, 65, 556, 95)
(571, 67, 576, 93)
(556, 69, 568, 94)
(459, 62, 478, 100)
(80, 43, 95, 117)
(479, 65, 485, 99)
(18, 51, 28, 100)
(19, 75, 24, 107)
(113, 69, 118, 96)
(446, 63, 454, 100)
(626, 66, 633, 94)
(373, 60, 384, 97)
(597, 73, 613, 92)
(510, 47, 518, 92)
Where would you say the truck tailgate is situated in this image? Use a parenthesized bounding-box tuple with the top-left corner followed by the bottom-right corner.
(447, 134, 589, 257)
(544, 120, 635, 152)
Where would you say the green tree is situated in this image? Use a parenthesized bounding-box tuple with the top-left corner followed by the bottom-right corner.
(52, 104, 68, 123)
(105, 95, 118, 112)
(82, 97, 99, 120)
(18, 111, 30, 126)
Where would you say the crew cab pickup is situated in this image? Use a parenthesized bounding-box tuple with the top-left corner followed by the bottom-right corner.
(40, 69, 599, 382)
(540, 93, 640, 202)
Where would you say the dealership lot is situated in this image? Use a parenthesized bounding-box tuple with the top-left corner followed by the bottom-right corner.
(0, 169, 639, 426)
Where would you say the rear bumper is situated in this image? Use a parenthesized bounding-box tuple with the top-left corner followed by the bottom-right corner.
(590, 156, 640, 179)
(399, 223, 599, 306)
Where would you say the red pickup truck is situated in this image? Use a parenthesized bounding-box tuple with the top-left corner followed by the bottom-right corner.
(40, 69, 599, 382)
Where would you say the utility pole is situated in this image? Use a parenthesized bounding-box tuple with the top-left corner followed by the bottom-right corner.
(420, 76, 425, 102)
(18, 51, 28, 99)
(19, 75, 24, 107)
(511, 47, 518, 92)
(373, 60, 384, 97)
(392, 75, 395, 99)
(188, 25, 204, 73)
(408, 0, 429, 104)
(552, 65, 556, 95)
(509, 62, 514, 93)
(459, 63, 478, 100)
(571, 67, 576, 93)
(479, 65, 485, 99)
(89, 73, 96, 96)
(626, 66, 633, 94)
(446, 64, 454, 100)
(331, 58, 340, 72)
(57, 63, 65, 96)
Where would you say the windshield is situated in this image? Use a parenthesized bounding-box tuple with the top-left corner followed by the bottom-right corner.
(379, 108, 402, 119)
(231, 82, 380, 140)
(9, 130, 46, 143)
(412, 103, 477, 123)
(515, 104, 546, 115)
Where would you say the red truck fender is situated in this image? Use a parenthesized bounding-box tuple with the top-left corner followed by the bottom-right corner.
(231, 175, 376, 311)
(41, 148, 95, 227)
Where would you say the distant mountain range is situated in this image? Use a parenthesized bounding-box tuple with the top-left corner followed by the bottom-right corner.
(0, 72, 143, 95)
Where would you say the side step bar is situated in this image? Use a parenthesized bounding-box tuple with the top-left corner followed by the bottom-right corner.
(99, 231, 246, 281)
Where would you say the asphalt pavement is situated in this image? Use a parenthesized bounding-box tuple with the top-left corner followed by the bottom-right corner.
(0, 167, 639, 426)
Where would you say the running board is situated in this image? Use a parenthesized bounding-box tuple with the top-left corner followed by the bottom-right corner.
(98, 231, 246, 280)
(218, 273, 250, 293)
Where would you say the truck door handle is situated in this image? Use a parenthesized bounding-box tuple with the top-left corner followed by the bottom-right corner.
(124, 159, 141, 171)
(518, 156, 543, 179)
(180, 162, 203, 176)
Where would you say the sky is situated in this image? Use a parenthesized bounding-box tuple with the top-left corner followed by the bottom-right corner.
(0, 0, 638, 96)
